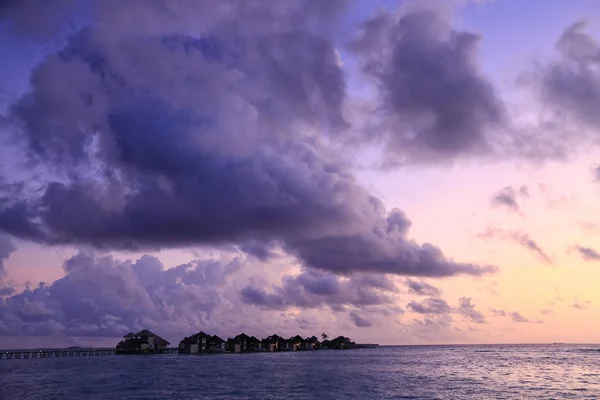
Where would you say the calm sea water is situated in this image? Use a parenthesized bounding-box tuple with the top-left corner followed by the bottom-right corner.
(1, 344, 599, 399)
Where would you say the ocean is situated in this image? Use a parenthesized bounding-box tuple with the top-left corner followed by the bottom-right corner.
(1, 344, 599, 399)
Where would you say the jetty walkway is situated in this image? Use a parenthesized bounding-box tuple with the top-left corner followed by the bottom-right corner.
(1, 347, 179, 360)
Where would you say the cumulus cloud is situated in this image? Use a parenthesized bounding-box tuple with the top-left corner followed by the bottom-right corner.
(0, 1, 494, 280)
(405, 279, 442, 296)
(0, 251, 252, 338)
(407, 297, 452, 315)
(240, 268, 400, 313)
(404, 314, 467, 343)
(490, 186, 528, 214)
(574, 246, 600, 261)
(509, 312, 529, 323)
(350, 6, 506, 165)
(0, 250, 412, 341)
(509, 312, 542, 324)
(0, 234, 15, 275)
(407, 296, 487, 325)
(490, 309, 506, 317)
(537, 21, 600, 132)
(0, 234, 16, 296)
(457, 297, 486, 324)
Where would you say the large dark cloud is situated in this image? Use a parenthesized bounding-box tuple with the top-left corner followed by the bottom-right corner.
(537, 21, 600, 131)
(285, 211, 494, 276)
(0, 0, 80, 39)
(0, 1, 494, 279)
(350, 7, 506, 164)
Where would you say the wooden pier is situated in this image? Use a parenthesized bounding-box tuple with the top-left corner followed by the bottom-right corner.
(0, 347, 179, 360)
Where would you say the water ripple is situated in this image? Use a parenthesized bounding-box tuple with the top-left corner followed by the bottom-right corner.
(1, 344, 599, 399)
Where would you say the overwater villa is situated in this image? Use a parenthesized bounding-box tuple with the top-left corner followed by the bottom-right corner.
(179, 332, 226, 353)
(114, 329, 373, 355)
(177, 331, 359, 354)
(116, 329, 171, 354)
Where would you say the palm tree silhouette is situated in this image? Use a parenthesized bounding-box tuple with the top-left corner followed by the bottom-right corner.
(321, 333, 328, 340)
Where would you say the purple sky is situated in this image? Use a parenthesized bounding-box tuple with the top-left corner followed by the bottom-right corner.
(1, 0, 600, 349)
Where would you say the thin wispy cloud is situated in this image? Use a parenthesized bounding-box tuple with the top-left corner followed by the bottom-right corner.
(572, 301, 591, 310)
(477, 228, 552, 264)
(574, 246, 600, 261)
(512, 233, 552, 264)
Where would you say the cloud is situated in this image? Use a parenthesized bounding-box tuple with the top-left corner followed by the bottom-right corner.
(407, 296, 488, 325)
(287, 215, 496, 276)
(512, 233, 552, 264)
(572, 300, 591, 310)
(574, 246, 600, 261)
(509, 312, 542, 324)
(509, 312, 529, 323)
(478, 228, 552, 264)
(0, 250, 412, 342)
(404, 314, 468, 343)
(490, 186, 528, 214)
(536, 21, 600, 132)
(405, 279, 442, 296)
(0, 234, 15, 276)
(0, 0, 81, 40)
(0, 251, 253, 338)
(350, 7, 506, 165)
(490, 309, 506, 317)
(0, 235, 16, 297)
(349, 311, 373, 328)
(239, 286, 288, 311)
(0, 2, 494, 280)
(457, 297, 486, 324)
(407, 297, 452, 315)
(592, 165, 600, 183)
(240, 268, 400, 312)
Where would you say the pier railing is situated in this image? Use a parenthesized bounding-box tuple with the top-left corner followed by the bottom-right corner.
(0, 347, 179, 360)
(1, 344, 378, 360)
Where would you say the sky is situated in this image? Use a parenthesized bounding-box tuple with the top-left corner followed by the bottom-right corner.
(1, 0, 600, 349)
